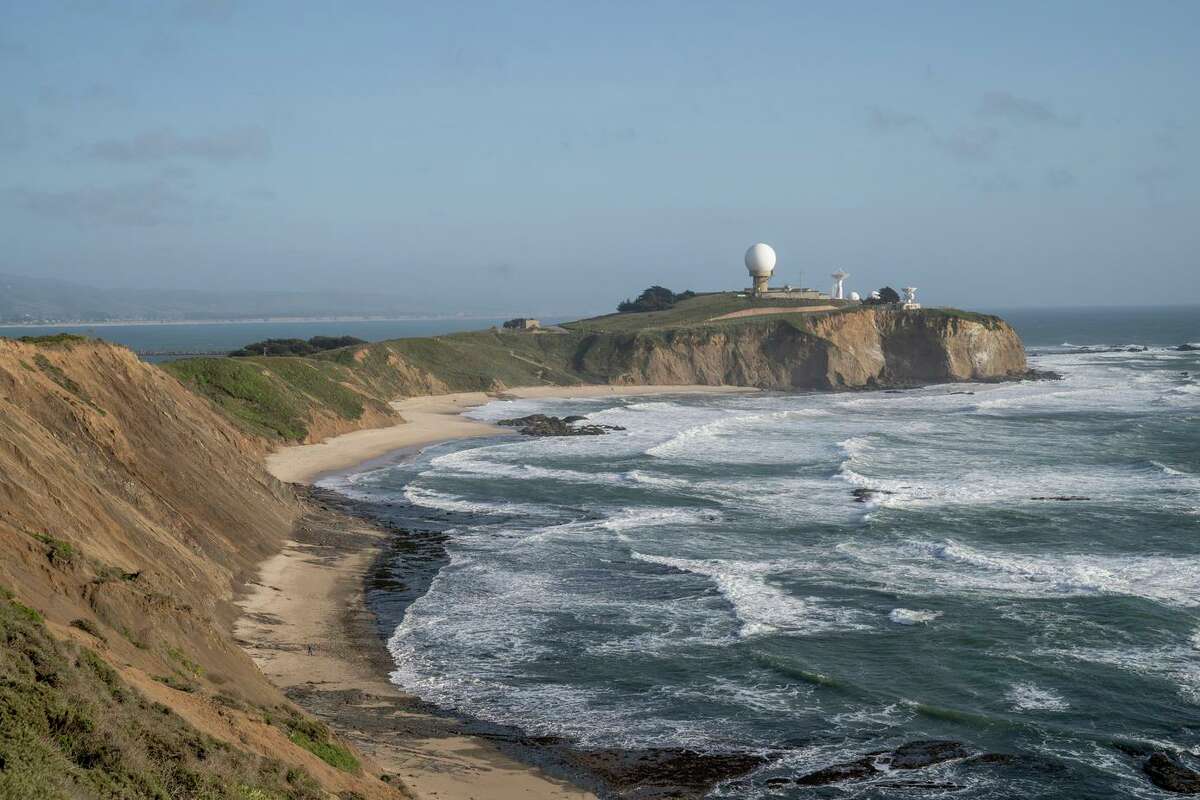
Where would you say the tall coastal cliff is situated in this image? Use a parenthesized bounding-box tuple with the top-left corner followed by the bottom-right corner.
(575, 308, 1027, 390)
(164, 305, 1029, 443)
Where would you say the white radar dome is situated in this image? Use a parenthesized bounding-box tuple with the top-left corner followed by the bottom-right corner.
(744, 243, 777, 277)
(849, 291, 861, 301)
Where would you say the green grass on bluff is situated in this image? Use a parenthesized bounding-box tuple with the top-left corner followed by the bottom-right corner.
(0, 589, 326, 800)
(565, 292, 847, 333)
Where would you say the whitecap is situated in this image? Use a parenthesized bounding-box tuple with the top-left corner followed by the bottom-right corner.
(888, 608, 942, 625)
(631, 552, 866, 637)
(1006, 682, 1069, 712)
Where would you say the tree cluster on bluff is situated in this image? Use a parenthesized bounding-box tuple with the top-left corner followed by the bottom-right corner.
(229, 335, 366, 357)
(617, 286, 696, 313)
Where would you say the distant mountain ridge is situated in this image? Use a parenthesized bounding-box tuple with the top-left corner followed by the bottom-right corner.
(0, 272, 424, 323)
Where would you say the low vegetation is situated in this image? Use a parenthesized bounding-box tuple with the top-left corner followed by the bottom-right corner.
(571, 291, 844, 333)
(279, 714, 360, 773)
(229, 336, 366, 357)
(163, 357, 311, 440)
(14, 333, 90, 347)
(0, 589, 326, 800)
(616, 285, 696, 313)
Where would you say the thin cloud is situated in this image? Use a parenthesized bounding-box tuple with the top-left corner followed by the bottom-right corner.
(1135, 165, 1180, 188)
(176, 0, 238, 24)
(1045, 167, 1078, 189)
(39, 83, 131, 111)
(977, 91, 1080, 127)
(866, 106, 923, 133)
(8, 177, 191, 226)
(932, 126, 999, 162)
(968, 172, 1020, 193)
(87, 127, 270, 163)
(0, 108, 29, 152)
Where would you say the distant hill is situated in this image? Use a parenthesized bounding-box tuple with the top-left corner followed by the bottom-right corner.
(0, 272, 425, 323)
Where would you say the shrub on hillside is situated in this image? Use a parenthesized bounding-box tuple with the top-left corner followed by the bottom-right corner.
(617, 286, 696, 313)
(863, 286, 901, 305)
(229, 336, 366, 357)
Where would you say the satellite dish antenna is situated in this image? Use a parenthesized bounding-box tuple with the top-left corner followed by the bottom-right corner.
(744, 243, 776, 296)
(831, 270, 849, 300)
(849, 291, 861, 302)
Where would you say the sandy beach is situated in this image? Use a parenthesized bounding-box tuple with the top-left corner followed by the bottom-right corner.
(266, 383, 757, 484)
(243, 384, 759, 799)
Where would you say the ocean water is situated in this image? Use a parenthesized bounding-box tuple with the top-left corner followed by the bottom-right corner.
(321, 307, 1200, 798)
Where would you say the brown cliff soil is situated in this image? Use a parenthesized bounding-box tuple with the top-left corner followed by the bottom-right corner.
(576, 308, 1026, 390)
(0, 336, 402, 799)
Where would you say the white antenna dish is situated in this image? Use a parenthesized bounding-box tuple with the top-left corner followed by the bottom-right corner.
(831, 270, 849, 300)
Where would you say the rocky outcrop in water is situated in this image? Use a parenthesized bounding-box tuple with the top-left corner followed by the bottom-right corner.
(784, 740, 974, 787)
(497, 413, 626, 436)
(574, 308, 1029, 390)
(1144, 753, 1200, 793)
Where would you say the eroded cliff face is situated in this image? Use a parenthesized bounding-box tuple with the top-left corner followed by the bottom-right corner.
(0, 338, 399, 798)
(577, 308, 1027, 390)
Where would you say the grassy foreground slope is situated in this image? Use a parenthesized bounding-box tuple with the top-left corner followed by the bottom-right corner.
(163, 328, 590, 442)
(0, 590, 330, 800)
(161, 296, 1018, 443)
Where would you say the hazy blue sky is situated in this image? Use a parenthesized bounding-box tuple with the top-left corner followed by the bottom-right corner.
(2, 1, 1197, 314)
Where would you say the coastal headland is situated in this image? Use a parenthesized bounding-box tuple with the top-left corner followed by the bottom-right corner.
(0, 300, 1031, 798)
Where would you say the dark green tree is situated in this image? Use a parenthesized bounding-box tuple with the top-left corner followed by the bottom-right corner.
(617, 286, 696, 313)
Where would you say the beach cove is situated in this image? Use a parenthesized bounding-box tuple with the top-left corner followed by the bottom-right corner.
(240, 384, 760, 799)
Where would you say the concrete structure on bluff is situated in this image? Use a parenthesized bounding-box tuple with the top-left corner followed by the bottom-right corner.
(743, 243, 830, 300)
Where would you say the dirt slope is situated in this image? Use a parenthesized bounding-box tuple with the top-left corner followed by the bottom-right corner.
(0, 336, 401, 799)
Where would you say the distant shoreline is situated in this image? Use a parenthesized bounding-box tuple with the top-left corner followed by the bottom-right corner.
(0, 315, 555, 329)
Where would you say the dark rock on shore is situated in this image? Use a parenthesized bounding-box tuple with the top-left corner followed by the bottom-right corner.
(976, 367, 1062, 382)
(789, 740, 974, 787)
(1021, 368, 1064, 381)
(1144, 752, 1200, 793)
(497, 414, 626, 437)
(562, 748, 769, 799)
(1031, 495, 1091, 501)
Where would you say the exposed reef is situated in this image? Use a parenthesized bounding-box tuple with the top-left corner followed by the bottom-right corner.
(497, 414, 626, 437)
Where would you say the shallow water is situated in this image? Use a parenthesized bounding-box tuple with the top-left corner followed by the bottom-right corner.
(323, 309, 1200, 797)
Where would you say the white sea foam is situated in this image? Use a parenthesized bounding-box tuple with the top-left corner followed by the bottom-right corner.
(631, 552, 866, 637)
(1006, 682, 1069, 712)
(835, 538, 1200, 607)
(888, 608, 943, 625)
(401, 484, 555, 516)
(1152, 460, 1193, 477)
